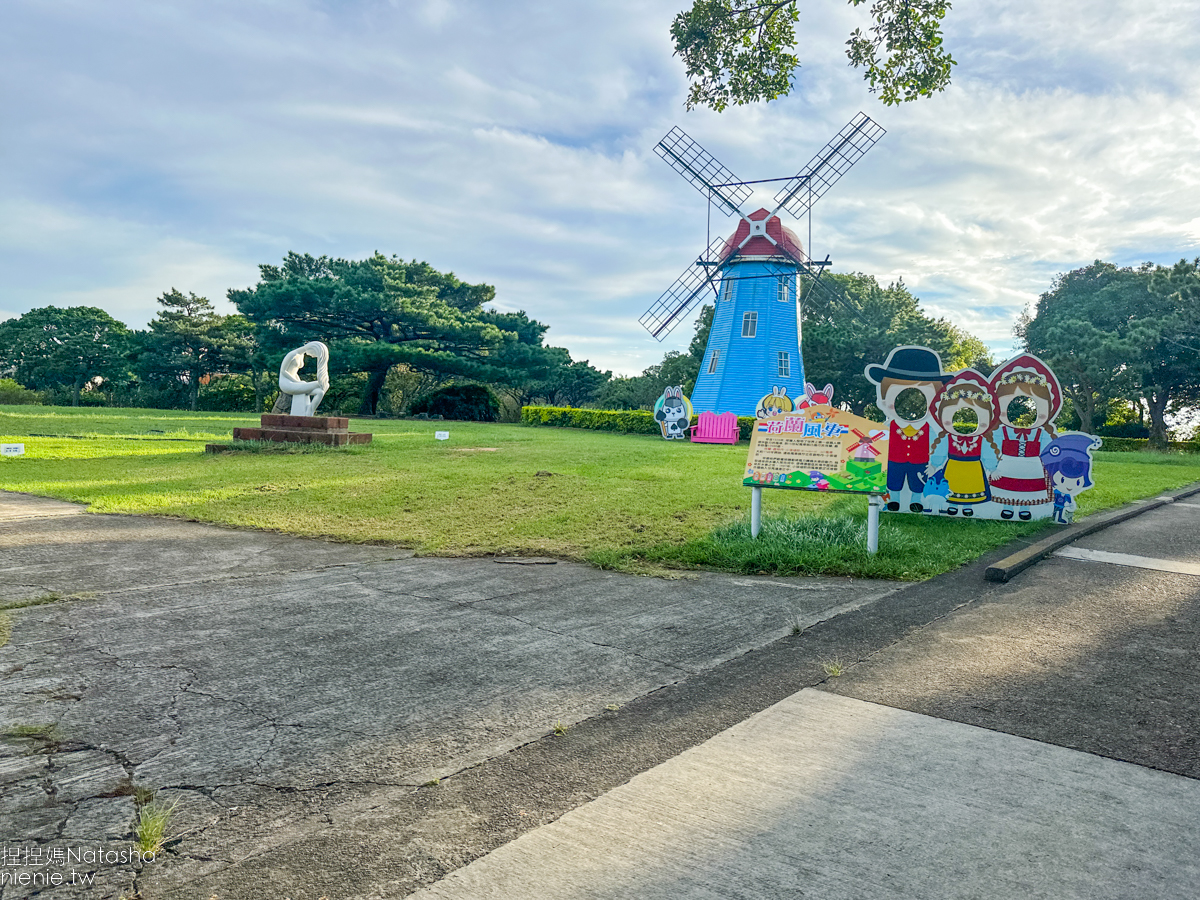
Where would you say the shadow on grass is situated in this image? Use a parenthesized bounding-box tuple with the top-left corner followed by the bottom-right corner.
(591, 497, 1051, 581)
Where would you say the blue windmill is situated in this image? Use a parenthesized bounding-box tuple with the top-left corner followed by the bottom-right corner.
(641, 113, 886, 416)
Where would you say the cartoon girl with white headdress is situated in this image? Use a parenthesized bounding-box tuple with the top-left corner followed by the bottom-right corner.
(987, 354, 1061, 519)
(926, 370, 1001, 517)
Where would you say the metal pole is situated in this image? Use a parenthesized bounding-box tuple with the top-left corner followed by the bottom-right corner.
(867, 494, 882, 555)
(751, 487, 762, 539)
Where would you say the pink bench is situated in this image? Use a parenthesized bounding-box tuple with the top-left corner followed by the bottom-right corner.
(691, 411, 739, 444)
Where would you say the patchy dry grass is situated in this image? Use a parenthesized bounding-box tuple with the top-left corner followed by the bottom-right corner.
(3, 405, 1198, 580)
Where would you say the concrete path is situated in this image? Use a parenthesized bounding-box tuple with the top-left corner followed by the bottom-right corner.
(401, 498, 1200, 900)
(6, 489, 1198, 898)
(412, 690, 1200, 900)
(0, 492, 901, 899)
(824, 499, 1200, 777)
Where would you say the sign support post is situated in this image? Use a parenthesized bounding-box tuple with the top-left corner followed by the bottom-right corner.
(867, 494, 883, 555)
(751, 486, 762, 538)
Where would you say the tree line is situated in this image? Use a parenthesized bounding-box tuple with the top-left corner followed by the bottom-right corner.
(1018, 258, 1200, 448)
(2, 253, 1196, 445)
(0, 253, 613, 416)
(7, 253, 980, 417)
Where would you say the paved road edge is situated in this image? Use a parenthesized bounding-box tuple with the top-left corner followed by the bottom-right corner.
(984, 480, 1200, 583)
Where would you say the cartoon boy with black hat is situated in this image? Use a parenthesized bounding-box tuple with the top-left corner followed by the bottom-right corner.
(864, 346, 953, 513)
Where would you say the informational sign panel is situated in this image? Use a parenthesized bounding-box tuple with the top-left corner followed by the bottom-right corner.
(1, 444, 25, 457)
(743, 404, 888, 494)
(434, 431, 450, 441)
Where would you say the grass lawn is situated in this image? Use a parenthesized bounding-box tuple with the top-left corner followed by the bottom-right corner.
(2, 404, 1199, 581)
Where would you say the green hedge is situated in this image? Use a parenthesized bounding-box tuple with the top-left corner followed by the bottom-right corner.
(0, 379, 43, 405)
(1097, 436, 1200, 453)
(520, 409, 1200, 451)
(521, 406, 659, 435)
(198, 374, 258, 412)
(521, 406, 757, 440)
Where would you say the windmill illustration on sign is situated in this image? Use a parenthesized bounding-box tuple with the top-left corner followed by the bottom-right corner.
(640, 113, 886, 417)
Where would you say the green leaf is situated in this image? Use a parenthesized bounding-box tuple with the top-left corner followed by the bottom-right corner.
(672, 0, 955, 111)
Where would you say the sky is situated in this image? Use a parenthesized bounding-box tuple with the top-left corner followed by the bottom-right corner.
(3, 0, 1199, 376)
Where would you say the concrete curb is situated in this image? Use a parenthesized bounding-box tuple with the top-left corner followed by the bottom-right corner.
(984, 480, 1200, 583)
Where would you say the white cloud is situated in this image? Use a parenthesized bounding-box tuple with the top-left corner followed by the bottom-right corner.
(415, 0, 457, 29)
(2, 0, 1198, 376)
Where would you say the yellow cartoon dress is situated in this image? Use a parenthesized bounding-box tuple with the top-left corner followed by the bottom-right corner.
(944, 434, 990, 504)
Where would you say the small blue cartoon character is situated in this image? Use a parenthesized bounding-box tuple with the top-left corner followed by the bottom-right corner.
(1039, 433, 1101, 524)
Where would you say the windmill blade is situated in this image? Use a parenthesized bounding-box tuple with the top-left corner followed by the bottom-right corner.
(771, 112, 886, 220)
(796, 264, 842, 313)
(795, 262, 866, 323)
(640, 237, 730, 341)
(655, 127, 753, 218)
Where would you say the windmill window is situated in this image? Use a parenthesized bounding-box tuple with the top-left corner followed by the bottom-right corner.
(778, 278, 791, 303)
(707, 349, 720, 374)
(741, 311, 758, 338)
(777, 352, 790, 377)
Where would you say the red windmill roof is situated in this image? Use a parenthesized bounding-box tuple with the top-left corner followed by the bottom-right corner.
(719, 208, 805, 262)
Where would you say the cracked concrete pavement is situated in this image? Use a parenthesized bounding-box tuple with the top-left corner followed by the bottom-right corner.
(0, 491, 902, 898)
(387, 496, 1200, 900)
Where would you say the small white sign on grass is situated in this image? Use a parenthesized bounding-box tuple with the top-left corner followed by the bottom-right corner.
(435, 431, 449, 441)
(1, 444, 25, 457)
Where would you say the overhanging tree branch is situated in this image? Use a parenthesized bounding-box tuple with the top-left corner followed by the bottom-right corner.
(672, 0, 955, 111)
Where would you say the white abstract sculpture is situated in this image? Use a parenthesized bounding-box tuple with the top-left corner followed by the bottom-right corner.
(278, 341, 330, 416)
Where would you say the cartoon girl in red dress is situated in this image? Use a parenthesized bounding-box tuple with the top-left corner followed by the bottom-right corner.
(987, 354, 1062, 520)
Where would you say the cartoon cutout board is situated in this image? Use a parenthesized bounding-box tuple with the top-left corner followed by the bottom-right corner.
(755, 382, 836, 419)
(654, 386, 693, 440)
(864, 346, 952, 514)
(798, 382, 835, 409)
(1041, 433, 1102, 524)
(755, 385, 794, 419)
(863, 347, 1100, 523)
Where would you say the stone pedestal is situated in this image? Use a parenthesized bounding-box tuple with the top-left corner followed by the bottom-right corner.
(208, 415, 373, 452)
